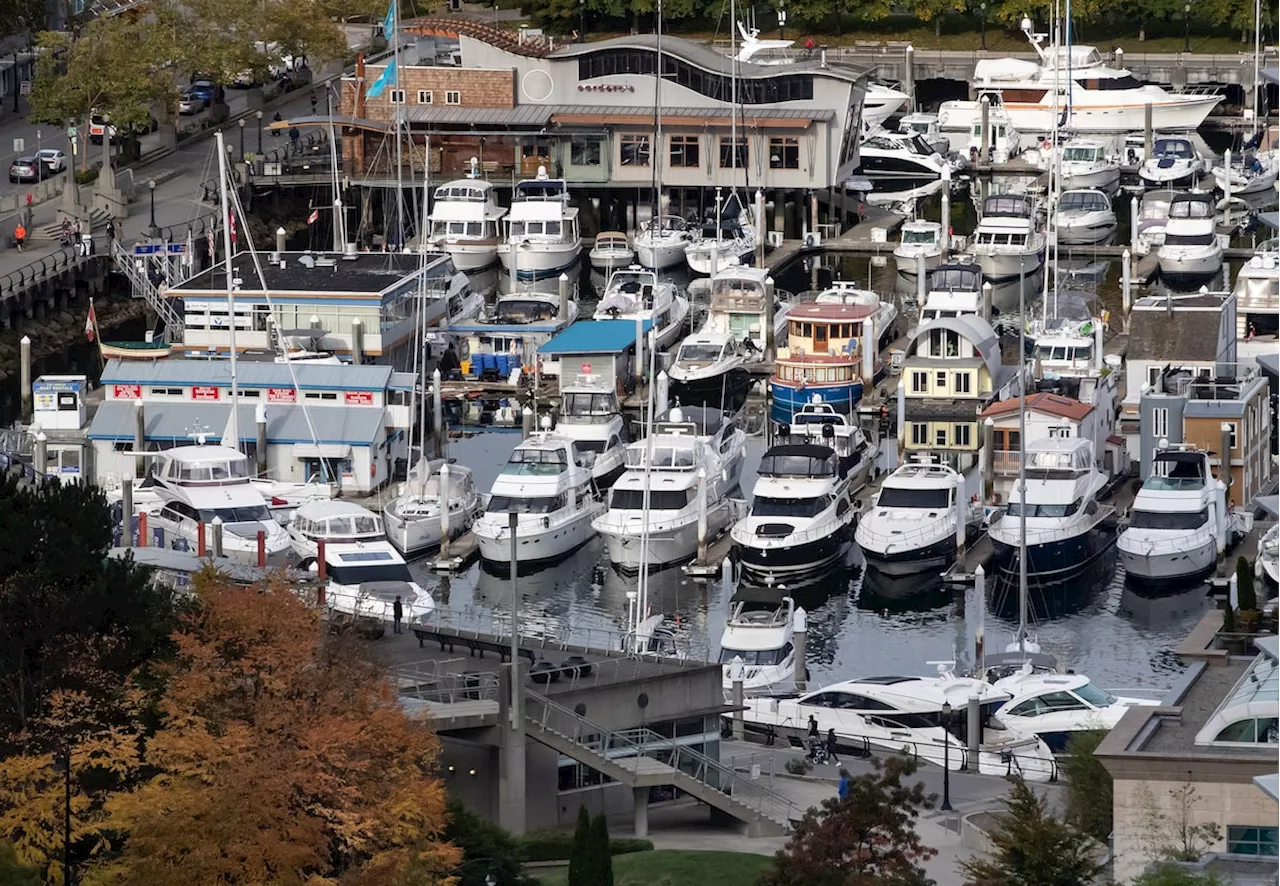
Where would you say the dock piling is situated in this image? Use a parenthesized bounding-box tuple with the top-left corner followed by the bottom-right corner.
(521, 406, 533, 440)
(982, 418, 994, 503)
(861, 317, 875, 393)
(19, 335, 31, 424)
(915, 254, 927, 307)
(122, 479, 134, 545)
(1220, 422, 1234, 506)
(33, 431, 46, 480)
(351, 317, 364, 364)
(656, 370, 670, 414)
(954, 473, 967, 557)
(1223, 149, 1233, 211)
(981, 282, 992, 321)
(730, 656, 745, 740)
(1144, 103, 1153, 159)
(257, 530, 266, 567)
(794, 607, 808, 691)
(696, 466, 709, 565)
(198, 520, 207, 557)
(439, 463, 452, 559)
(634, 317, 644, 389)
(1122, 249, 1132, 326)
(558, 273, 570, 321)
(973, 564, 986, 665)
(255, 402, 268, 477)
(138, 512, 148, 548)
(755, 189, 766, 268)
(979, 96, 990, 162)
(1093, 319, 1104, 372)
(896, 383, 906, 462)
(940, 168, 951, 255)
(275, 227, 286, 256)
(1129, 196, 1140, 256)
(211, 517, 223, 558)
(904, 45, 916, 109)
(966, 695, 980, 769)
(317, 539, 327, 583)
(134, 400, 146, 479)
(764, 275, 776, 362)
(432, 368, 444, 458)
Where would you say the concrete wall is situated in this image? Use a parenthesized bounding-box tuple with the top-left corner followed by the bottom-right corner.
(546, 665, 724, 733)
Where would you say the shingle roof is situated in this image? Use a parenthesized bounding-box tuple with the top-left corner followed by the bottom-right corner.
(1127, 304, 1225, 362)
(88, 401, 386, 446)
(979, 391, 1095, 421)
(101, 359, 394, 392)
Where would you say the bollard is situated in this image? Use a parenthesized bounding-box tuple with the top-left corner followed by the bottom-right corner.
(915, 253, 927, 307)
(521, 406, 534, 440)
(696, 467, 709, 565)
(212, 517, 224, 558)
(793, 607, 808, 691)
(439, 462, 452, 558)
(558, 273, 570, 322)
(351, 317, 364, 364)
(432, 368, 444, 458)
(197, 520, 207, 557)
(122, 479, 134, 545)
(19, 335, 31, 424)
(138, 512, 149, 548)
(656, 370, 670, 415)
(973, 564, 986, 666)
(966, 695, 980, 770)
(134, 399, 146, 479)
(257, 530, 266, 567)
(33, 432, 46, 478)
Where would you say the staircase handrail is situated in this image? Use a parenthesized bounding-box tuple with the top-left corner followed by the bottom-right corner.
(110, 239, 184, 338)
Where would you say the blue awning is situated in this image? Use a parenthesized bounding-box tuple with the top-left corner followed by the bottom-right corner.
(538, 319, 654, 356)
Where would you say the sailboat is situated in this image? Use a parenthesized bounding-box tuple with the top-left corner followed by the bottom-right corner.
(1211, 0, 1277, 197)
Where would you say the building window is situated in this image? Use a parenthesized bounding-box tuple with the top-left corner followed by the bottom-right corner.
(417, 89, 432, 104)
(935, 426, 948, 447)
(1227, 825, 1279, 856)
(1214, 717, 1279, 743)
(954, 372, 971, 394)
(570, 138, 601, 166)
(1152, 407, 1169, 440)
(389, 89, 405, 104)
(670, 135, 700, 168)
(719, 136, 748, 168)
(1147, 365, 1162, 389)
(1226, 422, 1238, 450)
(1048, 426, 1071, 437)
(445, 90, 461, 105)
(935, 371, 947, 390)
(769, 137, 800, 169)
(910, 370, 928, 394)
(911, 423, 928, 446)
(954, 424, 972, 448)
(620, 134, 650, 167)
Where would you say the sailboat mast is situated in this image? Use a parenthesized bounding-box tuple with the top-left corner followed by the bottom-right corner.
(730, 0, 737, 193)
(215, 131, 241, 452)
(1018, 261, 1028, 655)
(652, 0, 663, 227)
(327, 88, 345, 248)
(392, 0, 405, 248)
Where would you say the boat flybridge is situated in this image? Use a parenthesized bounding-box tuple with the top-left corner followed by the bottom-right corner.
(383, 458, 482, 559)
(719, 596, 797, 694)
(970, 194, 1046, 294)
(555, 376, 628, 489)
(593, 267, 691, 352)
(741, 667, 1057, 780)
(919, 263, 987, 323)
(1117, 445, 1229, 585)
(427, 173, 506, 272)
(287, 500, 385, 563)
(1157, 191, 1222, 280)
(992, 668, 1161, 752)
(1233, 241, 1279, 363)
(498, 168, 581, 282)
(1051, 139, 1120, 191)
(893, 220, 945, 280)
(898, 113, 950, 154)
(592, 406, 747, 573)
(855, 459, 978, 576)
(782, 401, 877, 483)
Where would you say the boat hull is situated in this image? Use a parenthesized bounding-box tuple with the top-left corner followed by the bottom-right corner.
(599, 504, 733, 572)
(1057, 218, 1117, 245)
(686, 240, 755, 276)
(498, 242, 582, 281)
(475, 509, 598, 567)
(894, 251, 943, 279)
(1158, 245, 1223, 280)
(769, 381, 864, 425)
(634, 240, 688, 271)
(1117, 532, 1217, 585)
(1061, 167, 1120, 190)
(975, 248, 1045, 285)
(991, 526, 1106, 580)
(859, 534, 957, 577)
(444, 242, 500, 272)
(589, 249, 635, 272)
(736, 526, 850, 581)
(669, 367, 755, 411)
(940, 96, 1221, 135)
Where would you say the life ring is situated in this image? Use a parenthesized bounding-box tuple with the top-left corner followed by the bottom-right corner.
(992, 492, 1002, 504)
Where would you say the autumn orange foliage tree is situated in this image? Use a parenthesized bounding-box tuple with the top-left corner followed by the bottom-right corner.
(96, 574, 460, 886)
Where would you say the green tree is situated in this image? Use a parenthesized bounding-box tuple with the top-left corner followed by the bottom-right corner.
(961, 777, 1105, 886)
(910, 0, 969, 36)
(567, 805, 592, 886)
(1197, 0, 1273, 40)
(1135, 783, 1222, 864)
(441, 798, 535, 886)
(1131, 864, 1226, 886)
(591, 812, 614, 886)
(0, 842, 41, 886)
(1061, 731, 1112, 843)
(0, 0, 48, 40)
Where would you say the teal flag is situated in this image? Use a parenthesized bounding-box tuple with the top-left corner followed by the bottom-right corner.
(382, 2, 395, 40)
(366, 59, 397, 99)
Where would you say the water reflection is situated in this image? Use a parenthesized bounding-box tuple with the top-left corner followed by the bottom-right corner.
(1118, 582, 1212, 629)
(858, 567, 953, 613)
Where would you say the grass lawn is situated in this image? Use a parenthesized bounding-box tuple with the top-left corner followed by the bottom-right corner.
(533, 850, 774, 886)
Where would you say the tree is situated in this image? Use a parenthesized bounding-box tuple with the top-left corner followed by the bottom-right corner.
(0, 842, 42, 886)
(441, 798, 535, 886)
(909, 0, 968, 36)
(1135, 783, 1222, 864)
(1131, 864, 1226, 886)
(759, 758, 937, 886)
(0, 0, 48, 40)
(568, 805, 593, 886)
(98, 575, 460, 886)
(960, 777, 1105, 886)
(1061, 731, 1112, 843)
(591, 812, 614, 886)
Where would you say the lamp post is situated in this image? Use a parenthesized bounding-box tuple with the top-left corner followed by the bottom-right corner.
(147, 179, 158, 237)
(239, 118, 246, 158)
(578, 0, 585, 40)
(11, 51, 19, 112)
(256, 110, 263, 153)
(940, 701, 953, 811)
(1183, 4, 1191, 52)
(980, 2, 988, 50)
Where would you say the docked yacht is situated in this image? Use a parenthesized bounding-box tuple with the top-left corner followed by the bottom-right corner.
(769, 298, 877, 423)
(1139, 137, 1206, 190)
(555, 378, 628, 489)
(383, 459, 482, 559)
(1261, 524, 1279, 595)
(453, 289, 578, 370)
(741, 670, 1056, 780)
(971, 194, 1046, 287)
(963, 104, 1023, 164)
(1055, 189, 1117, 245)
(988, 438, 1111, 579)
(318, 541, 434, 627)
(592, 406, 746, 572)
(427, 176, 506, 272)
(863, 82, 912, 129)
(473, 430, 605, 569)
(667, 332, 753, 409)
(589, 231, 635, 272)
(633, 215, 694, 271)
(1233, 240, 1279, 363)
(814, 282, 899, 347)
(784, 401, 877, 484)
(898, 113, 950, 154)
(287, 500, 384, 563)
(686, 206, 757, 276)
(1052, 139, 1120, 191)
(1025, 291, 1100, 377)
(593, 267, 691, 352)
(855, 459, 977, 576)
(732, 442, 858, 581)
(719, 597, 797, 694)
(856, 129, 957, 190)
(498, 169, 581, 281)
(141, 444, 292, 564)
(1134, 188, 1176, 256)
(1157, 191, 1222, 280)
(894, 220, 945, 280)
(993, 670, 1161, 752)
(1118, 446, 1227, 585)
(919, 263, 986, 323)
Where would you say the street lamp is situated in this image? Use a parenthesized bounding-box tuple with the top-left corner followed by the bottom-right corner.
(256, 110, 264, 153)
(1183, 4, 1191, 53)
(239, 118, 246, 158)
(578, 0, 585, 40)
(940, 701, 953, 811)
(11, 51, 19, 112)
(147, 179, 158, 236)
(980, 2, 988, 50)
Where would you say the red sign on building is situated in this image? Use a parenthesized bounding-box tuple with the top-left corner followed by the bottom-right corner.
(267, 388, 296, 403)
(112, 383, 142, 400)
(192, 385, 220, 401)
(344, 391, 374, 406)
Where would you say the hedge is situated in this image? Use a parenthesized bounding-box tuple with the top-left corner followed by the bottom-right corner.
(519, 829, 653, 863)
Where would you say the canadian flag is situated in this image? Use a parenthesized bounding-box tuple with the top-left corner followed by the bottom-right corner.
(85, 300, 96, 342)
(307, 208, 319, 225)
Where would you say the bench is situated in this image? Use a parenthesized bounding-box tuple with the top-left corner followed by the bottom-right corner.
(412, 627, 537, 664)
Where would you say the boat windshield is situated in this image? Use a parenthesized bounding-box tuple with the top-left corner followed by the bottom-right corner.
(1062, 146, 1102, 162)
(328, 562, 413, 585)
(299, 514, 383, 536)
(1128, 508, 1209, 530)
(711, 277, 766, 312)
(752, 495, 829, 518)
(1153, 139, 1193, 159)
(197, 504, 271, 523)
(170, 459, 251, 483)
(1035, 344, 1092, 362)
(902, 228, 938, 244)
(486, 494, 564, 513)
(1006, 500, 1081, 518)
(1170, 199, 1212, 220)
(1060, 191, 1109, 211)
(495, 299, 558, 324)
(678, 342, 725, 362)
(758, 452, 836, 478)
(502, 448, 568, 476)
(626, 444, 697, 469)
(610, 488, 692, 510)
(562, 391, 618, 420)
(929, 267, 979, 291)
(1164, 232, 1216, 246)
(877, 487, 950, 509)
(1073, 682, 1118, 708)
(719, 646, 789, 665)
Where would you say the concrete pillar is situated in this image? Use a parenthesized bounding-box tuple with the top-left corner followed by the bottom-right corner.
(19, 335, 31, 424)
(255, 402, 268, 477)
(966, 695, 980, 770)
(33, 432, 46, 478)
(498, 664, 528, 836)
(351, 317, 364, 365)
(632, 787, 649, 838)
(982, 417, 995, 503)
(134, 399, 146, 479)
(793, 607, 808, 691)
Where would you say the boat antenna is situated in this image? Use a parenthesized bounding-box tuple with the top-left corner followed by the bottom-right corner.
(215, 131, 241, 453)
(391, 0, 405, 254)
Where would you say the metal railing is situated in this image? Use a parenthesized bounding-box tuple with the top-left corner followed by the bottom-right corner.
(392, 660, 502, 704)
(525, 691, 800, 829)
(993, 450, 1021, 475)
(987, 506, 1112, 547)
(731, 510, 850, 550)
(0, 243, 97, 301)
(110, 239, 184, 338)
(1117, 525, 1216, 556)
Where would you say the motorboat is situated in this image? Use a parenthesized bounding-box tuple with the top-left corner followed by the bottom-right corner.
(988, 437, 1112, 579)
(1054, 189, 1117, 245)
(318, 541, 434, 627)
(1117, 445, 1227, 586)
(863, 82, 912, 130)
(382, 459, 482, 559)
(1138, 137, 1206, 190)
(452, 289, 578, 371)
(667, 330, 752, 410)
(1025, 291, 1100, 377)
(287, 500, 384, 564)
(589, 231, 635, 272)
(919, 263, 986, 323)
(1233, 241, 1279, 362)
(498, 168, 582, 282)
(473, 429, 605, 569)
(970, 194, 1046, 287)
(731, 442, 858, 581)
(593, 266, 691, 352)
(963, 103, 1023, 164)
(992, 670, 1160, 752)
(701, 264, 792, 350)
(935, 32, 1221, 134)
(769, 298, 877, 424)
(427, 176, 506, 272)
(855, 459, 978, 576)
(894, 220, 945, 280)
(1052, 139, 1120, 191)
(856, 129, 957, 190)
(1121, 133, 1147, 167)
(898, 112, 950, 154)
(1157, 191, 1222, 280)
(139, 443, 292, 564)
(740, 669, 1057, 780)
(686, 200, 757, 276)
(435, 263, 487, 325)
(1212, 147, 1280, 197)
(782, 401, 877, 485)
(592, 406, 747, 573)
(555, 376, 628, 489)
(719, 596, 797, 694)
(1260, 524, 1279, 595)
(632, 215, 694, 271)
(1134, 188, 1175, 256)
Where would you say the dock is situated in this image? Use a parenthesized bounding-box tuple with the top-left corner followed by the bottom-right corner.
(430, 530, 480, 572)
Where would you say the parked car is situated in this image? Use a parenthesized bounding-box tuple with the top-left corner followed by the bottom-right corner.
(9, 155, 46, 183)
(35, 149, 67, 173)
(178, 92, 206, 115)
(187, 80, 224, 104)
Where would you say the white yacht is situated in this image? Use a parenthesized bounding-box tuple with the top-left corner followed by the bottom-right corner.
(427, 176, 506, 272)
(894, 220, 945, 280)
(317, 541, 434, 627)
(936, 30, 1222, 134)
(142, 444, 292, 564)
(383, 459, 482, 559)
(988, 438, 1111, 580)
(1139, 137, 1206, 190)
(592, 406, 746, 572)
(963, 104, 1023, 164)
(1134, 188, 1176, 256)
(898, 112, 950, 154)
(919, 263, 986, 322)
(555, 378, 628, 489)
(593, 266, 691, 352)
(1026, 291, 1100, 377)
(855, 460, 977, 576)
(589, 231, 635, 272)
(719, 597, 797, 694)
(1055, 188, 1117, 245)
(971, 194, 1046, 286)
(993, 670, 1161, 752)
(498, 169, 581, 282)
(856, 129, 957, 190)
(453, 289, 579, 371)
(863, 82, 912, 129)
(741, 670, 1057, 780)
(784, 401, 877, 484)
(1052, 139, 1120, 191)
(1212, 148, 1280, 196)
(473, 430, 605, 569)
(1118, 446, 1227, 585)
(633, 215, 694, 271)
(732, 442, 857, 581)
(1234, 241, 1279, 362)
(1261, 524, 1279, 595)
(686, 206, 757, 276)
(287, 500, 384, 563)
(667, 331, 752, 410)
(1157, 191, 1222, 280)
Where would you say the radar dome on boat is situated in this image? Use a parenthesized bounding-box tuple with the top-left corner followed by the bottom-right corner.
(669, 407, 684, 423)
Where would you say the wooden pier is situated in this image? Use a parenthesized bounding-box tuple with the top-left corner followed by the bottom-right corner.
(430, 530, 480, 572)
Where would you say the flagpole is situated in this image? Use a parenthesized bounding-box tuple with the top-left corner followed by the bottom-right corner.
(215, 131, 242, 453)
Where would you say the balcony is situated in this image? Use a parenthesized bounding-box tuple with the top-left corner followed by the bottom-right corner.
(992, 449, 1022, 475)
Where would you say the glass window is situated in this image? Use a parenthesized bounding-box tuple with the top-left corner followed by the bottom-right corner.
(445, 90, 461, 105)
(911, 371, 928, 393)
(1007, 499, 1082, 518)
(954, 372, 972, 394)
(751, 496, 829, 518)
(486, 494, 564, 513)
(910, 423, 929, 445)
(1035, 691, 1088, 712)
(570, 138, 601, 166)
(1227, 825, 1279, 856)
(502, 448, 568, 476)
(719, 136, 748, 168)
(1072, 683, 1118, 708)
(389, 89, 405, 104)
(769, 137, 800, 169)
(953, 424, 972, 448)
(328, 561, 413, 585)
(197, 504, 271, 523)
(719, 645, 790, 666)
(609, 488, 692, 510)
(935, 427, 948, 447)
(877, 487, 950, 508)
(417, 89, 432, 104)
(620, 134, 650, 167)
(1128, 508, 1209, 530)
(1215, 718, 1279, 743)
(670, 135, 700, 168)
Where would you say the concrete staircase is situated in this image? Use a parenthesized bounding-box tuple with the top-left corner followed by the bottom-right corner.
(36, 207, 110, 240)
(524, 692, 797, 837)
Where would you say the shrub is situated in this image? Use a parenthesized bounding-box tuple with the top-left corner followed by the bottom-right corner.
(518, 829, 652, 863)
(785, 758, 813, 776)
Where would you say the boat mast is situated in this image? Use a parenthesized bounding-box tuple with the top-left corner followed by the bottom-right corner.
(636, 329, 658, 645)
(215, 131, 241, 453)
(730, 0, 737, 197)
(392, 0, 405, 249)
(327, 87, 345, 248)
(1018, 260, 1028, 656)
(651, 0, 663, 231)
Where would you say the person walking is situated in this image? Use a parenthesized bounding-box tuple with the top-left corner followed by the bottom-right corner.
(807, 714, 819, 739)
(14, 222, 25, 252)
(826, 727, 840, 765)
(393, 594, 403, 634)
(838, 770, 850, 801)
(106, 218, 116, 241)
